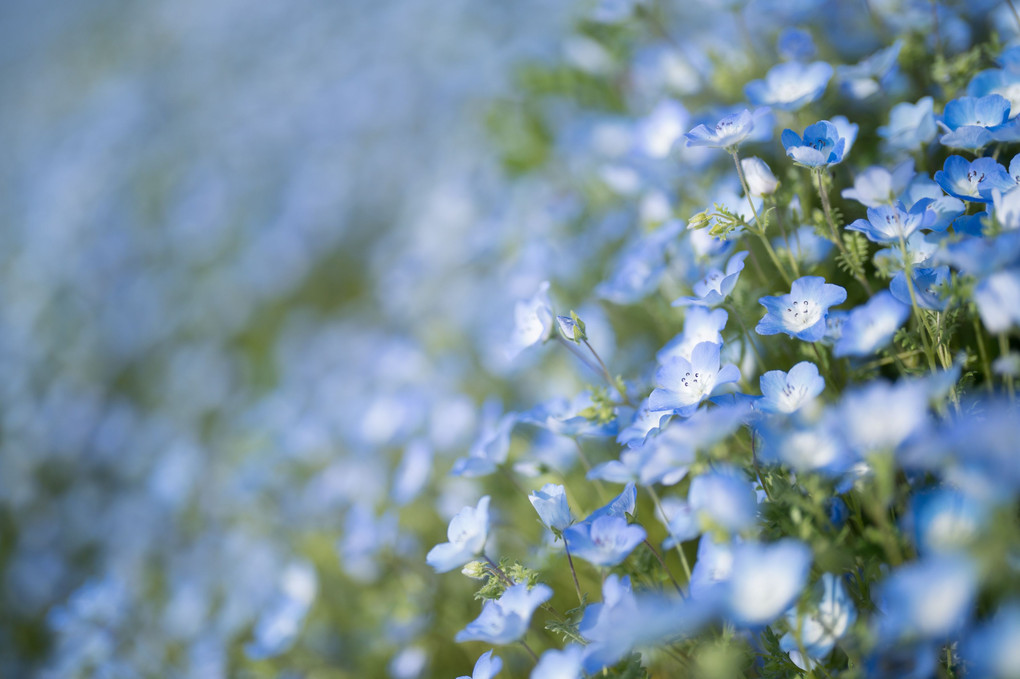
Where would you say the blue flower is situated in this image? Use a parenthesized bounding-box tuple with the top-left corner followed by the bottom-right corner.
(890, 265, 950, 311)
(938, 94, 1011, 150)
(587, 437, 692, 487)
(745, 61, 833, 111)
(974, 268, 1020, 333)
(841, 159, 915, 208)
(872, 555, 977, 644)
(563, 515, 646, 567)
(741, 156, 779, 196)
(836, 41, 903, 100)
(671, 251, 749, 307)
(457, 650, 503, 679)
(780, 574, 857, 671)
(878, 97, 937, 150)
(506, 281, 554, 359)
(686, 465, 759, 534)
(531, 645, 584, 679)
(758, 361, 825, 413)
(934, 155, 1014, 203)
(909, 488, 987, 556)
(846, 203, 927, 244)
(771, 226, 833, 269)
(648, 341, 741, 415)
(723, 539, 813, 627)
(636, 99, 689, 158)
(756, 276, 848, 342)
(961, 602, 1020, 679)
(782, 120, 850, 168)
(451, 405, 518, 477)
(992, 186, 1020, 230)
(656, 306, 728, 364)
(246, 562, 318, 660)
(455, 583, 553, 644)
(758, 411, 855, 476)
(528, 483, 573, 533)
(684, 108, 768, 150)
(778, 27, 816, 61)
(426, 496, 491, 573)
(834, 291, 910, 357)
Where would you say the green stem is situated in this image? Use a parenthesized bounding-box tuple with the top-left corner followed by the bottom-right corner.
(1000, 333, 1016, 400)
(732, 150, 792, 286)
(815, 169, 874, 295)
(564, 542, 584, 605)
(973, 314, 995, 394)
(646, 485, 693, 583)
(899, 237, 938, 373)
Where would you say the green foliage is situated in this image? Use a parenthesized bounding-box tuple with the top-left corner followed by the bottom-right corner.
(837, 232, 870, 282)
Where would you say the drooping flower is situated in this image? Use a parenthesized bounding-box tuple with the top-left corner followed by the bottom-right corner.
(507, 281, 555, 359)
(426, 496, 491, 573)
(531, 645, 584, 679)
(528, 483, 573, 533)
(756, 276, 848, 342)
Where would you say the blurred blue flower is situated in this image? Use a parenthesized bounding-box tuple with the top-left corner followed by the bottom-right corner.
(909, 487, 988, 556)
(756, 276, 847, 341)
(834, 291, 910, 357)
(245, 562, 318, 660)
(455, 583, 553, 645)
(890, 265, 950, 311)
(426, 496, 491, 573)
(723, 539, 812, 627)
(458, 650, 503, 679)
(741, 156, 779, 196)
(563, 515, 646, 567)
(506, 281, 555, 360)
(780, 574, 857, 671)
(841, 159, 915, 208)
(671, 251, 749, 307)
(745, 61, 833, 111)
(777, 27, 816, 61)
(961, 601, 1020, 679)
(878, 97, 937, 150)
(657, 306, 728, 364)
(873, 555, 978, 643)
(684, 108, 767, 150)
(531, 644, 584, 679)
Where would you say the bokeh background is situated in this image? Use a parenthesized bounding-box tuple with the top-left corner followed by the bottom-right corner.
(0, 1, 579, 676)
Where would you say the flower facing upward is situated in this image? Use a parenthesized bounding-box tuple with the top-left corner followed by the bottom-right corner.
(782, 120, 851, 168)
(756, 276, 848, 342)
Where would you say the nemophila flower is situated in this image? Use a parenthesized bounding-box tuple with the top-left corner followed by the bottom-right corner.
(781, 574, 857, 671)
(974, 268, 1020, 332)
(245, 562, 318, 660)
(616, 399, 671, 448)
(520, 391, 617, 438)
(758, 410, 856, 476)
(781, 120, 850, 168)
(588, 436, 693, 486)
(772, 226, 833, 268)
(745, 61, 833, 111)
(993, 186, 1020, 230)
(648, 341, 741, 416)
(635, 99, 688, 158)
(890, 265, 950, 311)
(832, 116, 859, 156)
(457, 650, 502, 679)
(724, 539, 812, 627)
(906, 195, 966, 233)
(873, 231, 939, 274)
(961, 601, 1020, 679)
(656, 306, 728, 364)
(878, 96, 937, 150)
(684, 108, 767, 150)
(671, 251, 749, 307)
(685, 465, 759, 535)
(596, 220, 685, 304)
(391, 439, 432, 506)
(841, 159, 915, 207)
(872, 555, 977, 643)
(838, 379, 929, 454)
(531, 644, 584, 679)
(938, 94, 1011, 150)
(563, 515, 646, 567)
(741, 157, 779, 196)
(528, 483, 572, 533)
(836, 40, 903, 100)
(426, 496, 490, 573)
(339, 504, 398, 581)
(909, 487, 988, 556)
(756, 276, 847, 342)
(969, 56, 1020, 111)
(451, 404, 517, 477)
(934, 155, 1013, 203)
(834, 291, 910, 357)
(847, 203, 926, 244)
(778, 27, 816, 61)
(865, 643, 939, 679)
(758, 361, 824, 414)
(506, 281, 554, 359)
(455, 583, 553, 645)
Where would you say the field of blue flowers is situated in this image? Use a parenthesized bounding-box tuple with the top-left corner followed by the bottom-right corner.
(2, 0, 1020, 677)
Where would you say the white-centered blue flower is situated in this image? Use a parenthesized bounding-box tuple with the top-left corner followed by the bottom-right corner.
(782, 120, 852, 168)
(564, 515, 646, 567)
(781, 574, 857, 671)
(648, 341, 741, 416)
(684, 108, 767, 150)
(841, 159, 915, 207)
(455, 583, 553, 645)
(724, 539, 813, 627)
(426, 496, 491, 573)
(758, 361, 825, 414)
(756, 276, 847, 342)
(878, 96, 937, 150)
(872, 555, 977, 643)
(934, 155, 1014, 203)
(531, 644, 584, 679)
